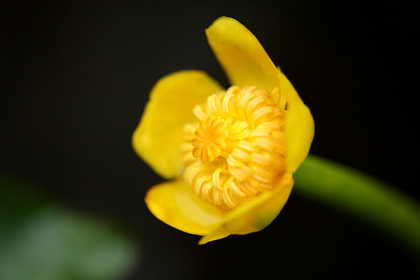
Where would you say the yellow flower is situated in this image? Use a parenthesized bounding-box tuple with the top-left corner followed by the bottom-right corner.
(132, 16, 314, 244)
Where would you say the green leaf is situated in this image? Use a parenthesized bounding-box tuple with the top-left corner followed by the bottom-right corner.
(294, 155, 420, 256)
(0, 172, 139, 280)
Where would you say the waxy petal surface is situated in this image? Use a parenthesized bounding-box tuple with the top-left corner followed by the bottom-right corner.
(132, 70, 223, 179)
(145, 179, 225, 235)
(279, 72, 315, 172)
(206, 17, 279, 91)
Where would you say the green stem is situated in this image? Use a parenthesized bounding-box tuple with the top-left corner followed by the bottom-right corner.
(293, 154, 420, 257)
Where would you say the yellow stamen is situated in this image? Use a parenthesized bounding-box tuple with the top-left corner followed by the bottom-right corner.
(182, 86, 286, 209)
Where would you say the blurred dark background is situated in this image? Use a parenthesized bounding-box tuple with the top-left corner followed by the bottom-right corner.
(1, 0, 419, 279)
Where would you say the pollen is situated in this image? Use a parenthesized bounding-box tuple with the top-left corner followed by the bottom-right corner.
(181, 86, 286, 209)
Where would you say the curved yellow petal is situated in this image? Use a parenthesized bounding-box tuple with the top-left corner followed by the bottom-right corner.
(206, 16, 314, 172)
(145, 179, 226, 235)
(132, 70, 223, 179)
(280, 72, 315, 172)
(199, 173, 294, 244)
(206, 16, 279, 91)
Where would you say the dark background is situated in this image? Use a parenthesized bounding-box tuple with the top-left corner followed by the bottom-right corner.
(1, 0, 419, 279)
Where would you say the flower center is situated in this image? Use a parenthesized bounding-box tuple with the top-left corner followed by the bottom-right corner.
(192, 116, 229, 163)
(181, 86, 286, 209)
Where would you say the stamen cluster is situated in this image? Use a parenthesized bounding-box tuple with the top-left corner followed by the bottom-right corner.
(181, 86, 286, 209)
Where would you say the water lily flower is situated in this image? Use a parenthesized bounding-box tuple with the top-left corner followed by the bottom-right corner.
(132, 16, 314, 244)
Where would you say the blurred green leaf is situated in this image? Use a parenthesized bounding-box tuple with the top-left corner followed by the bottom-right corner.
(0, 172, 139, 280)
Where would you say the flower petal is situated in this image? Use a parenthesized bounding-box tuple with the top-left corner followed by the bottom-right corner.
(199, 173, 294, 244)
(132, 70, 223, 179)
(279, 72, 315, 172)
(205, 16, 279, 91)
(145, 179, 226, 235)
(206, 17, 314, 172)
